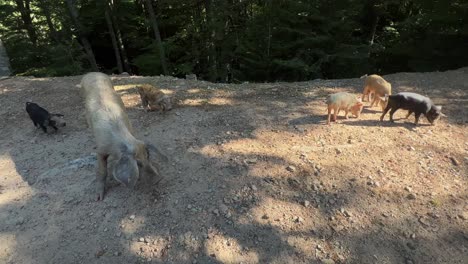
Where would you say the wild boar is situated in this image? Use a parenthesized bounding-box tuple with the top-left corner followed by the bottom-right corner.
(136, 84, 172, 112)
(362, 74, 392, 110)
(25, 102, 66, 133)
(380, 92, 445, 125)
(326, 92, 364, 125)
(81, 72, 165, 201)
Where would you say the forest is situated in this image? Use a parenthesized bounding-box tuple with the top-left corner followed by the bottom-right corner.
(0, 0, 467, 82)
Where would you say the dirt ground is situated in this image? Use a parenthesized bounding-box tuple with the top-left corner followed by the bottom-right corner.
(0, 68, 467, 264)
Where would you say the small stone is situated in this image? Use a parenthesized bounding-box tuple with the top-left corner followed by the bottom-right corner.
(335, 148, 342, 154)
(129, 215, 136, 220)
(449, 157, 460, 166)
(15, 217, 25, 226)
(322, 258, 335, 264)
(244, 159, 257, 165)
(410, 233, 416, 239)
(219, 204, 229, 215)
(407, 193, 417, 200)
(404, 186, 412, 192)
(407, 242, 416, 250)
(408, 146, 415, 151)
(286, 165, 297, 172)
(316, 244, 322, 250)
(294, 216, 303, 223)
(303, 200, 310, 207)
(418, 217, 430, 227)
(251, 185, 258, 191)
(374, 181, 381, 187)
(187, 204, 192, 209)
(262, 214, 269, 220)
(458, 212, 468, 220)
(212, 209, 219, 216)
(95, 248, 106, 258)
(139, 237, 145, 242)
(114, 251, 121, 256)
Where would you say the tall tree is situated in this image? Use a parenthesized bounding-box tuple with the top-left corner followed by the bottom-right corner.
(109, 0, 131, 73)
(14, 0, 37, 45)
(65, 0, 98, 71)
(204, 0, 218, 81)
(144, 0, 168, 75)
(104, 2, 123, 73)
(37, 0, 60, 43)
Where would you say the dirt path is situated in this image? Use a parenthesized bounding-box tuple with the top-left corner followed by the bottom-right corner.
(0, 68, 467, 264)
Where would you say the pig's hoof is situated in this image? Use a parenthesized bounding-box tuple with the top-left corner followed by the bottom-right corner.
(96, 189, 105, 201)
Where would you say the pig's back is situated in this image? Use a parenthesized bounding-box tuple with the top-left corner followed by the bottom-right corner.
(393, 92, 432, 112)
(327, 92, 357, 107)
(81, 72, 134, 148)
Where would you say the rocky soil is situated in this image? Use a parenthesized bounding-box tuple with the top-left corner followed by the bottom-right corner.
(0, 68, 467, 264)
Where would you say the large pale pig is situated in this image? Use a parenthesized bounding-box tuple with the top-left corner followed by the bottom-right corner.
(362, 74, 392, 110)
(326, 92, 364, 124)
(380, 92, 445, 125)
(81, 72, 164, 201)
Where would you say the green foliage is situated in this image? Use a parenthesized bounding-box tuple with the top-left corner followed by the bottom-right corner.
(0, 0, 467, 81)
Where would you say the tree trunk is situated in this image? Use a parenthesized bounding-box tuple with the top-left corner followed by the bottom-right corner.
(109, 0, 131, 73)
(37, 0, 60, 43)
(144, 0, 168, 75)
(14, 0, 37, 45)
(204, 0, 218, 81)
(65, 0, 98, 71)
(369, 16, 379, 45)
(105, 4, 123, 73)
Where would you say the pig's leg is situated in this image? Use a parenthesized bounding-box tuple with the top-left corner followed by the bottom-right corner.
(327, 107, 332, 125)
(389, 108, 398, 122)
(380, 106, 391, 121)
(39, 123, 48, 133)
(333, 107, 338, 122)
(344, 110, 349, 119)
(363, 86, 369, 102)
(370, 96, 378, 108)
(414, 113, 421, 125)
(96, 153, 108, 201)
(404, 111, 413, 119)
(141, 95, 149, 109)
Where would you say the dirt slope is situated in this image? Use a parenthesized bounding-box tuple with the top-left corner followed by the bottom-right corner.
(0, 68, 467, 264)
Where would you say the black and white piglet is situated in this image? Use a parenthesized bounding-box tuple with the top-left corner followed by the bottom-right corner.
(380, 92, 445, 125)
(25, 102, 66, 133)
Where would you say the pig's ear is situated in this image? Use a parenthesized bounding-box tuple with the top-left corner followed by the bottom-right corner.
(146, 143, 169, 162)
(113, 155, 139, 187)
